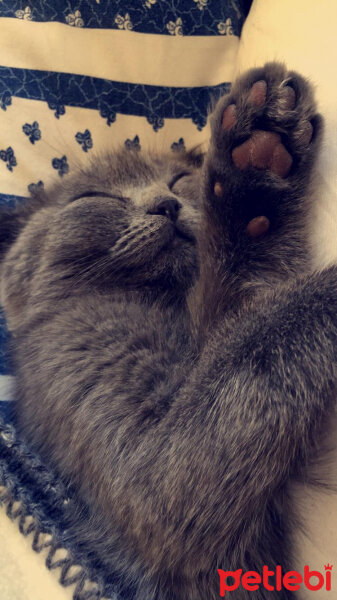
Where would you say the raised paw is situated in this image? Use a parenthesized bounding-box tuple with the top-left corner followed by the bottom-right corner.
(215, 63, 320, 178)
(221, 72, 317, 180)
(207, 62, 322, 237)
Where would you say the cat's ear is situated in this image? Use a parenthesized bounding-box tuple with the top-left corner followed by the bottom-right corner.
(185, 145, 205, 168)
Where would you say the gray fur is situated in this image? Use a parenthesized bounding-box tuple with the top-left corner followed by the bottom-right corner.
(1, 63, 336, 599)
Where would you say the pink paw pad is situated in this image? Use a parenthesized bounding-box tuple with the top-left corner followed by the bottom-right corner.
(222, 80, 267, 132)
(280, 85, 296, 110)
(248, 80, 267, 107)
(214, 182, 223, 197)
(222, 104, 237, 131)
(232, 130, 293, 178)
(297, 121, 313, 146)
(246, 216, 270, 237)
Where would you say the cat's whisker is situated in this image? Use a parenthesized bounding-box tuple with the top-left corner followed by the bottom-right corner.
(52, 254, 110, 294)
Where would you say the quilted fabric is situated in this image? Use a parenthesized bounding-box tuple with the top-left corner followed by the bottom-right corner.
(0, 1, 244, 197)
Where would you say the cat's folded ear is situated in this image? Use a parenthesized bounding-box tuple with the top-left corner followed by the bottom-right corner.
(173, 144, 205, 169)
(0, 191, 47, 258)
(185, 145, 205, 168)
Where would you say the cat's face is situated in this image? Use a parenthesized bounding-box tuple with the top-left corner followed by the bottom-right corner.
(0, 148, 201, 329)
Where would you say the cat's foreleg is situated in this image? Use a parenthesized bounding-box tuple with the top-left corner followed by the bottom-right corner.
(148, 267, 337, 594)
(195, 62, 322, 325)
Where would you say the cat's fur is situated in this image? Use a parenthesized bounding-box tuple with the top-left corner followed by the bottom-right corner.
(1, 63, 337, 599)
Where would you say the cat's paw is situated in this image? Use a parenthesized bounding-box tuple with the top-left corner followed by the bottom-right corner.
(206, 63, 322, 236)
(211, 62, 321, 179)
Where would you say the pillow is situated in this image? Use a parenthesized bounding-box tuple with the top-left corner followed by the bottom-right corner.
(0, 1, 245, 200)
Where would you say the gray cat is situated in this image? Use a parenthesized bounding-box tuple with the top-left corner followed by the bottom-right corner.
(0, 63, 336, 600)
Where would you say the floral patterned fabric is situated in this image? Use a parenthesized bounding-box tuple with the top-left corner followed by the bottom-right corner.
(0, 0, 247, 198)
(1, 0, 244, 35)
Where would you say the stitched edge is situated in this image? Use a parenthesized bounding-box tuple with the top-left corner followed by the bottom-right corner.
(0, 417, 119, 600)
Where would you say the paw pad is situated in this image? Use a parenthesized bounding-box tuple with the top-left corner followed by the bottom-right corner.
(246, 215, 270, 237)
(221, 80, 268, 132)
(280, 85, 296, 110)
(222, 104, 237, 131)
(214, 181, 224, 197)
(232, 130, 293, 178)
(296, 120, 314, 147)
(248, 80, 267, 107)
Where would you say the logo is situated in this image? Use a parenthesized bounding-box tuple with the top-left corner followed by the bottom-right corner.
(218, 565, 333, 597)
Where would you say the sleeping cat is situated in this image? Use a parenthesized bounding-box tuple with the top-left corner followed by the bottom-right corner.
(0, 62, 336, 600)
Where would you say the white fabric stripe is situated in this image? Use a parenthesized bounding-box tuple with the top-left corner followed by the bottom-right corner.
(0, 97, 210, 197)
(0, 18, 239, 87)
(0, 375, 14, 401)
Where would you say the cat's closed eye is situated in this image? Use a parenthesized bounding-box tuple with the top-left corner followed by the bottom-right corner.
(168, 172, 192, 192)
(69, 191, 129, 203)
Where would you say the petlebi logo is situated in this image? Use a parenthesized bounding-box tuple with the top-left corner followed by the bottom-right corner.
(218, 564, 333, 596)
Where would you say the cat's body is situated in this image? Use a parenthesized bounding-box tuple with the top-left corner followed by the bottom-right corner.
(1, 63, 337, 599)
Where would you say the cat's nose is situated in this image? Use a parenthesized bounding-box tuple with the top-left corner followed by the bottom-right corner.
(147, 197, 181, 222)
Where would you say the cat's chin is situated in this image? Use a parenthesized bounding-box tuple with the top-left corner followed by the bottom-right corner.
(118, 239, 197, 294)
(154, 244, 198, 291)
(156, 229, 196, 262)
(174, 222, 196, 245)
(155, 220, 196, 255)
(164, 232, 195, 252)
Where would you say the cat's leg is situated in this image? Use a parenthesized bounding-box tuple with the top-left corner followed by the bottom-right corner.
(48, 274, 337, 600)
(196, 62, 322, 323)
(141, 267, 337, 600)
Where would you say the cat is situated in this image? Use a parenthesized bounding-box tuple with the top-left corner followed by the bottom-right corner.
(1, 62, 337, 600)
